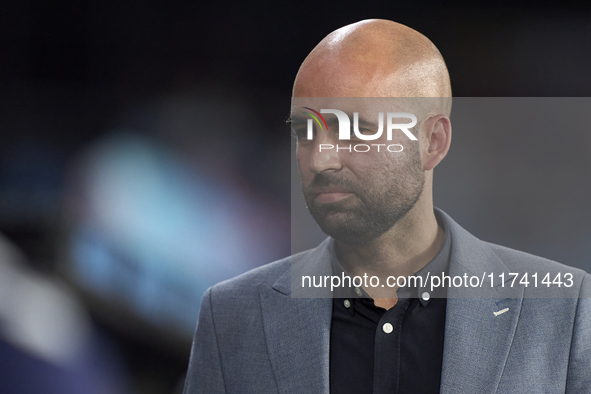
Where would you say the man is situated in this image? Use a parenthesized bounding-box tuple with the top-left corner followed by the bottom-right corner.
(183, 19, 591, 393)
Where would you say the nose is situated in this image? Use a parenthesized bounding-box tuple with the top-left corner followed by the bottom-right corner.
(309, 131, 343, 174)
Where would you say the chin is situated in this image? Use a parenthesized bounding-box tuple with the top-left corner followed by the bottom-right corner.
(325, 230, 377, 245)
(317, 217, 378, 245)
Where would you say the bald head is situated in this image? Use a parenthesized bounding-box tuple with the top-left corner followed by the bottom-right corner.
(293, 19, 451, 115)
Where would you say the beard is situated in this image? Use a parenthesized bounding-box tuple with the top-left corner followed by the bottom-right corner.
(302, 148, 424, 245)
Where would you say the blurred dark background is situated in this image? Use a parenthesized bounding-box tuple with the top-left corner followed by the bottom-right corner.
(1, 1, 591, 393)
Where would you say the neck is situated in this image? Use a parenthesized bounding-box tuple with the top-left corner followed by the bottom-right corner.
(335, 197, 443, 298)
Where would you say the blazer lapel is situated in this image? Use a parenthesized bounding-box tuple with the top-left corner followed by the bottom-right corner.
(258, 239, 334, 393)
(438, 210, 525, 394)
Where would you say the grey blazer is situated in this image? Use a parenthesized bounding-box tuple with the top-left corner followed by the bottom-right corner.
(183, 209, 591, 393)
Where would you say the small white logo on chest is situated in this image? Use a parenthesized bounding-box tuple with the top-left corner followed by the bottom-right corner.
(493, 307, 509, 316)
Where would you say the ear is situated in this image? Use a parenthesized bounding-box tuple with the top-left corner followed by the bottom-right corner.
(420, 115, 452, 171)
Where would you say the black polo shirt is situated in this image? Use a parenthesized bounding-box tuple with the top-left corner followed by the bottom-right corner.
(330, 214, 452, 394)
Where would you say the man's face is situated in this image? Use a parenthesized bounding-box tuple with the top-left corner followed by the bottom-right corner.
(292, 99, 425, 245)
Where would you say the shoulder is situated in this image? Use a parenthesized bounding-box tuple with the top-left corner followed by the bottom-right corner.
(438, 208, 588, 288)
(440, 208, 589, 300)
(484, 241, 590, 299)
(485, 241, 587, 278)
(204, 248, 310, 304)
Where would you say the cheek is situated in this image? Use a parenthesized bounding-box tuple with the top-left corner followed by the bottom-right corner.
(344, 144, 407, 169)
(340, 150, 383, 179)
(296, 148, 313, 185)
(342, 147, 420, 188)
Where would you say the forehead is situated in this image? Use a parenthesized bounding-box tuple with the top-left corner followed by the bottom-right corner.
(293, 56, 396, 98)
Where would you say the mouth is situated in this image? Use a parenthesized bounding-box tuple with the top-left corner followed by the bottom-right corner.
(313, 188, 354, 204)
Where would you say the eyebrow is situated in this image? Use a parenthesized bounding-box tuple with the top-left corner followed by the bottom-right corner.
(286, 114, 314, 124)
(286, 114, 342, 126)
(286, 113, 381, 132)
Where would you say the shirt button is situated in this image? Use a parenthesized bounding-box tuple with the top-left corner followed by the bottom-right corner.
(422, 291, 430, 301)
(355, 287, 363, 297)
(344, 299, 351, 308)
(383, 323, 393, 334)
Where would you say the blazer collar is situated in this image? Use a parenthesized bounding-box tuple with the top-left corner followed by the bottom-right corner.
(259, 278, 332, 392)
(272, 237, 334, 297)
(436, 208, 524, 394)
(257, 238, 334, 391)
